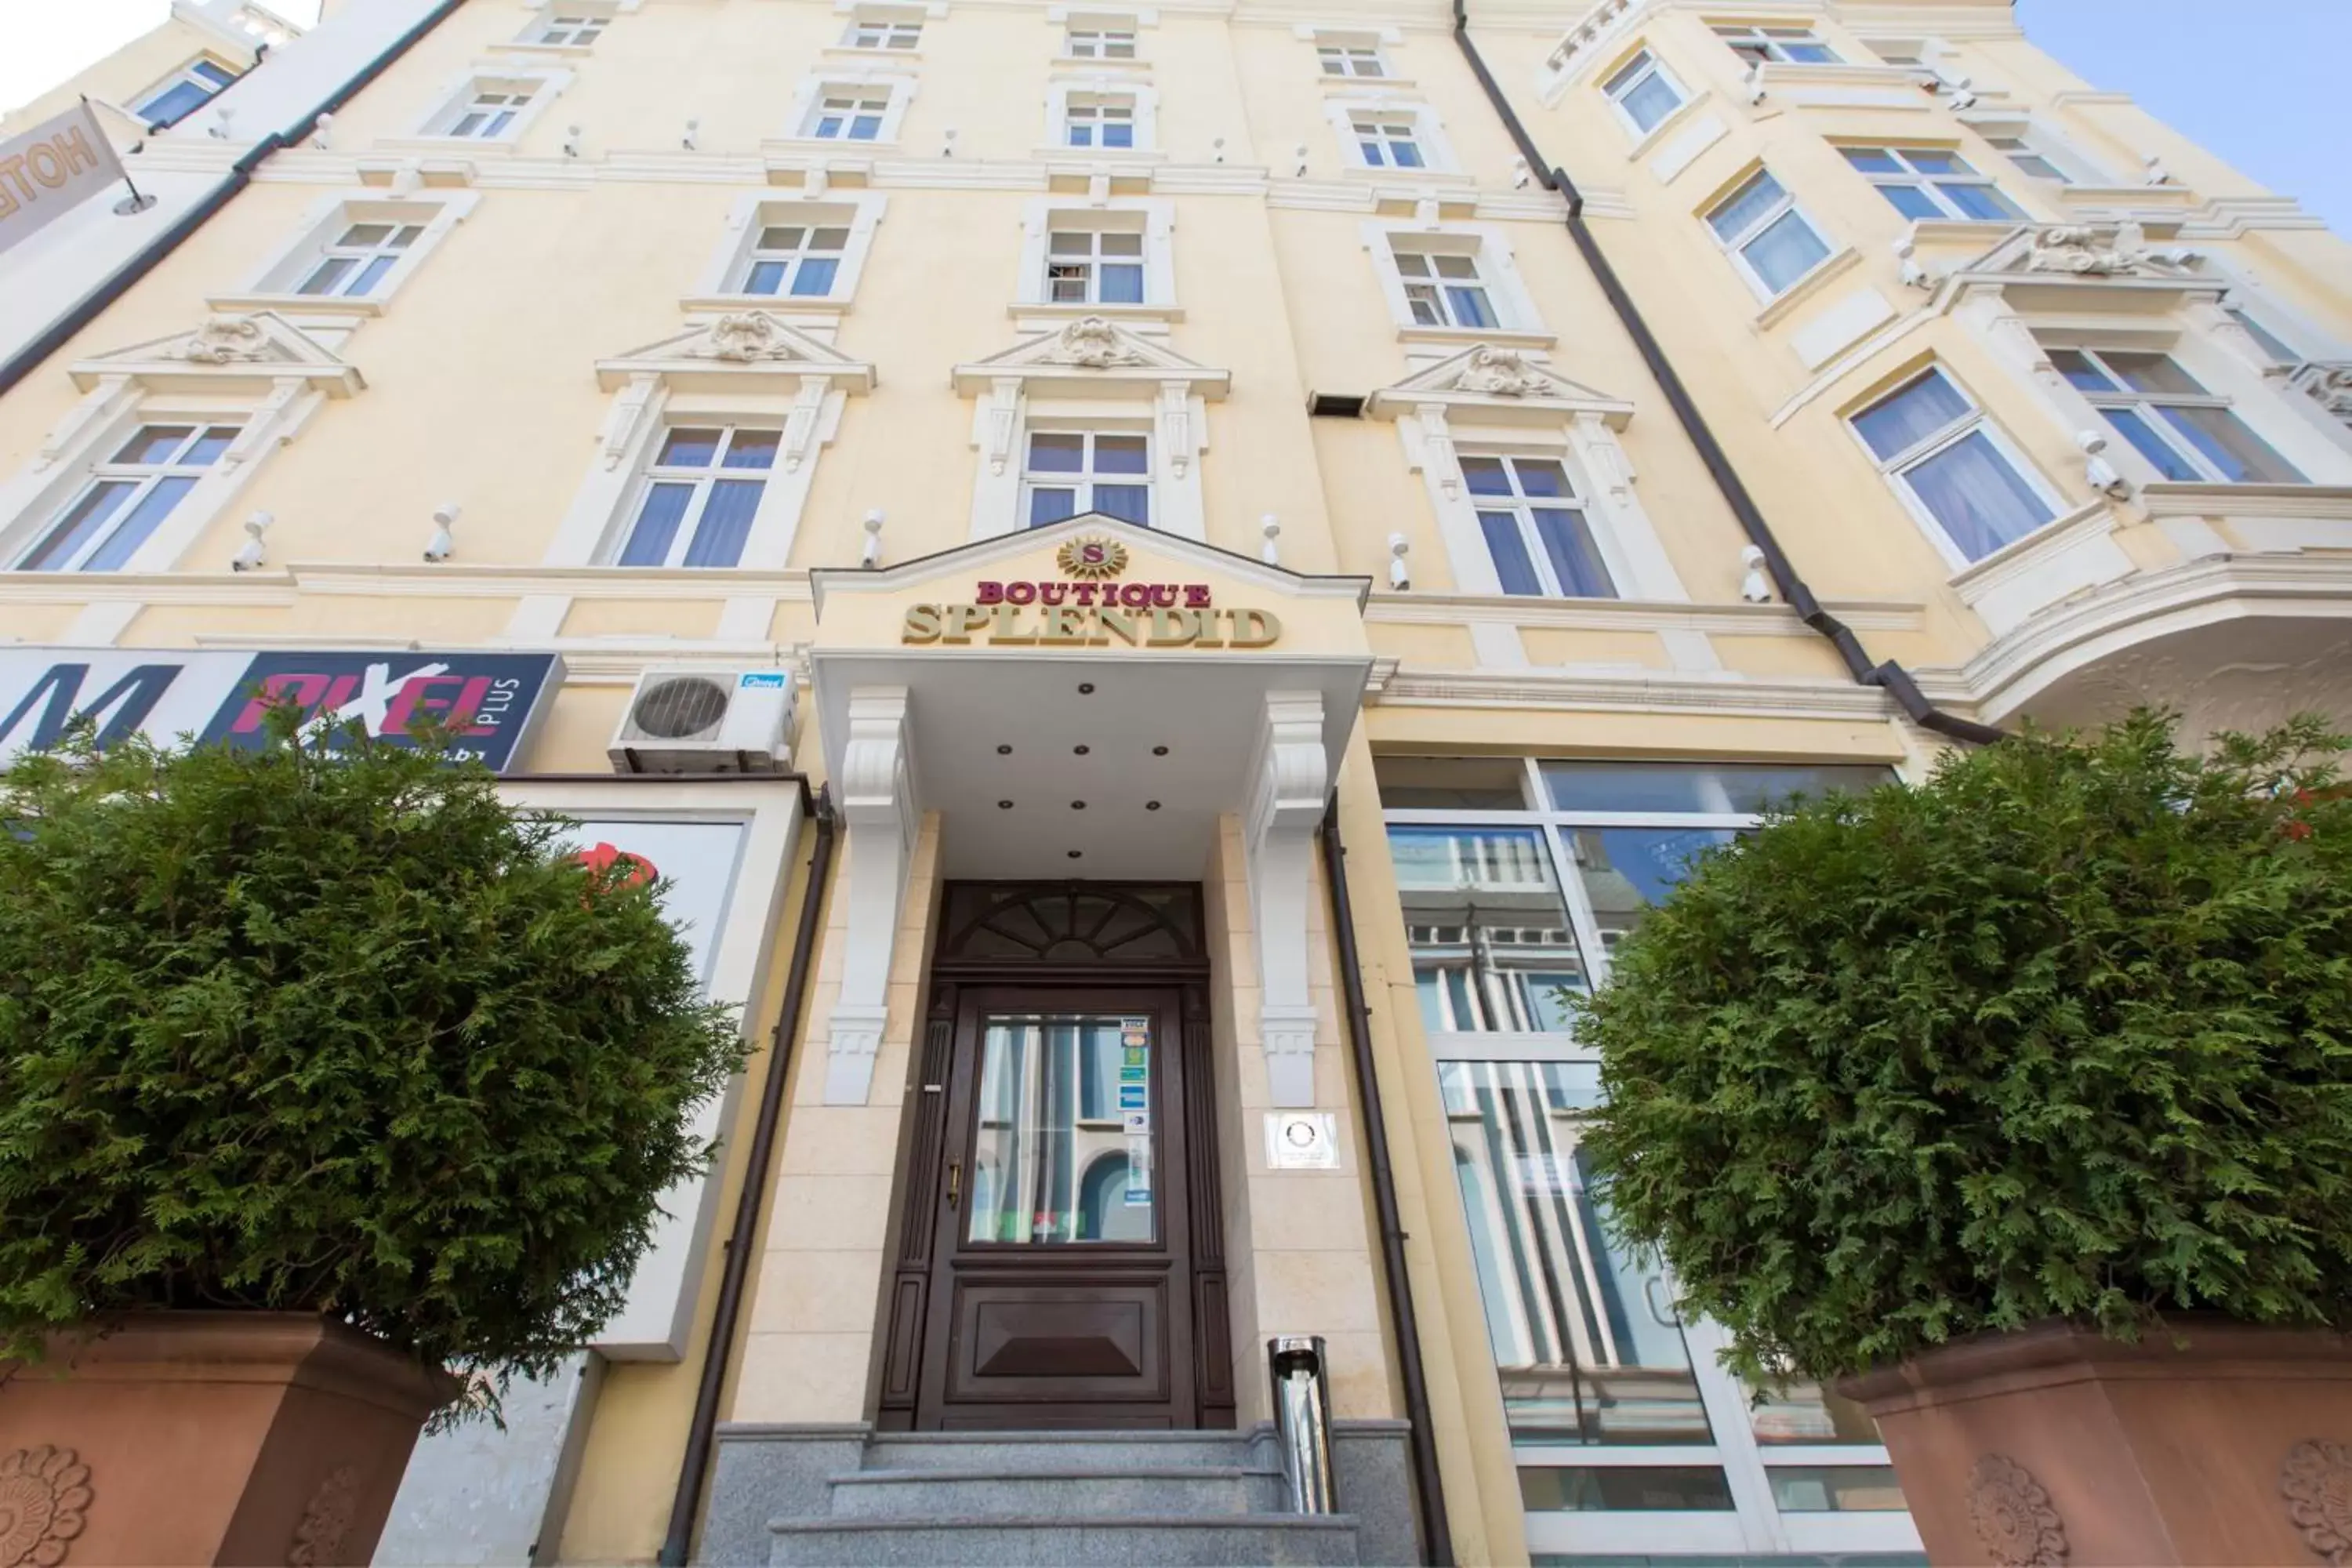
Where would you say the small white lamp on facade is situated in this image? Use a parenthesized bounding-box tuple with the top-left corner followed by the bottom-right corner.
(1260, 514, 1280, 565)
(682, 118, 699, 151)
(1387, 533, 1411, 590)
(424, 504, 459, 562)
(562, 125, 584, 158)
(1739, 544, 1773, 604)
(2079, 430, 2131, 498)
(861, 509, 885, 568)
(230, 512, 271, 572)
(310, 113, 333, 151)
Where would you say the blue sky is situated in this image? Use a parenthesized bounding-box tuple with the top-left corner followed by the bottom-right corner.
(2016, 0, 2350, 236)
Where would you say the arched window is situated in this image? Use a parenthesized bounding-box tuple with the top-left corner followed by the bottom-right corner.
(1078, 1153, 1150, 1242)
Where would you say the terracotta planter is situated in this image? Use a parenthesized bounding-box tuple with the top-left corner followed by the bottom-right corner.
(1840, 1316, 2352, 1566)
(0, 1312, 458, 1567)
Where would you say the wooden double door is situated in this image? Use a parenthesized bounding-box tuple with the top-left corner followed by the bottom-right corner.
(876, 885, 1234, 1431)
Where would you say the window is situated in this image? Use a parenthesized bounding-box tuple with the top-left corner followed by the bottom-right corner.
(1317, 41, 1388, 78)
(293, 221, 424, 299)
(1022, 432, 1149, 527)
(1842, 146, 2022, 222)
(1464, 456, 1616, 601)
(1984, 132, 2071, 185)
(1849, 368, 2055, 564)
(13, 424, 239, 573)
(1711, 24, 1840, 64)
(844, 15, 921, 49)
(2053, 348, 2307, 485)
(1352, 114, 1425, 169)
(615, 426, 778, 568)
(139, 59, 238, 128)
(1067, 25, 1137, 60)
(535, 12, 606, 45)
(1394, 247, 1496, 329)
(1047, 227, 1145, 304)
(1065, 94, 1135, 148)
(1602, 50, 1685, 135)
(739, 222, 848, 298)
(1705, 169, 1831, 297)
(807, 89, 889, 140)
(447, 86, 535, 139)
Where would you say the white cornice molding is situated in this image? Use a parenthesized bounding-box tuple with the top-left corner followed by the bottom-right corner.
(1376, 662, 1904, 721)
(1367, 590, 1925, 633)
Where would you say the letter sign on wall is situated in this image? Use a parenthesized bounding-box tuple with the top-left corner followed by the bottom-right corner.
(0, 105, 129, 259)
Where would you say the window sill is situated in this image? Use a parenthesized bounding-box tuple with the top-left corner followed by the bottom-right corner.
(1945, 495, 2115, 597)
(1398, 324, 1559, 350)
(1033, 144, 1166, 162)
(1319, 73, 1417, 92)
(2140, 481, 2352, 518)
(206, 291, 387, 319)
(1009, 300, 1183, 325)
(679, 292, 849, 318)
(1054, 53, 1151, 72)
(1621, 89, 1714, 160)
(376, 134, 519, 158)
(487, 41, 593, 59)
(763, 136, 899, 157)
(1752, 245, 1861, 330)
(820, 44, 925, 62)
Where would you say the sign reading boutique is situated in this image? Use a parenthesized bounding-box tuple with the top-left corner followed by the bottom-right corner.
(0, 648, 562, 773)
(900, 537, 1281, 649)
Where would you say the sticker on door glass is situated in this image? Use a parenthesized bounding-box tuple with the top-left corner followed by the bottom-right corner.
(1123, 1134, 1153, 1206)
(1123, 1109, 1150, 1133)
(1118, 1083, 1148, 1111)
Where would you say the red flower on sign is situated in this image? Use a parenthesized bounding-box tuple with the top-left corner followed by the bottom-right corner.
(575, 841, 658, 891)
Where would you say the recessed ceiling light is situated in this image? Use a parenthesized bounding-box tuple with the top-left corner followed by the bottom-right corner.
(998, 800, 1014, 809)
(1146, 801, 1161, 811)
(1152, 745, 1169, 756)
(1071, 800, 1087, 810)
(996, 744, 1012, 755)
(1067, 849, 1083, 858)
(1073, 744, 1090, 756)
(1078, 683, 1095, 695)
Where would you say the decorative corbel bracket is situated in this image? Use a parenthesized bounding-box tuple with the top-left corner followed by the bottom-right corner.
(823, 686, 916, 1105)
(1246, 691, 1329, 1109)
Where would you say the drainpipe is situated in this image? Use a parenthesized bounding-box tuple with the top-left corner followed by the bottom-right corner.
(0, 0, 473, 399)
(1320, 806, 1456, 1567)
(1450, 2, 2003, 746)
(661, 789, 838, 1566)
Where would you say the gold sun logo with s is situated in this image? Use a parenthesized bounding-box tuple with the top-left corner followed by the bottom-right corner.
(1056, 538, 1128, 579)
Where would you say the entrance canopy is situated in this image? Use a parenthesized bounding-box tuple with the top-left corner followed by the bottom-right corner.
(803, 515, 1374, 1108)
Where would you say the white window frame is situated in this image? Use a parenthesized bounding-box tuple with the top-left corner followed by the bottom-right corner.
(1045, 79, 1160, 154)
(523, 6, 611, 48)
(7, 422, 245, 574)
(1018, 429, 1155, 529)
(1456, 452, 1621, 601)
(690, 193, 889, 312)
(409, 69, 569, 148)
(1839, 145, 2024, 223)
(780, 71, 917, 147)
(136, 56, 241, 129)
(2050, 345, 2310, 487)
(1380, 759, 1918, 1565)
(221, 191, 480, 316)
(1844, 365, 2064, 572)
(1323, 96, 1457, 173)
(1309, 32, 1392, 79)
(1013, 198, 1176, 318)
(1065, 21, 1138, 60)
(605, 423, 786, 568)
(839, 5, 924, 52)
(1365, 225, 1548, 343)
(1703, 168, 1835, 303)
(1599, 47, 1689, 139)
(1710, 23, 1842, 65)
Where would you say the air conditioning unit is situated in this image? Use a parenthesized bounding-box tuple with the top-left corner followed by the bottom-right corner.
(608, 668, 796, 775)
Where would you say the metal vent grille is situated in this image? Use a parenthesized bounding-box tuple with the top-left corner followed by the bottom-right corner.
(630, 676, 731, 740)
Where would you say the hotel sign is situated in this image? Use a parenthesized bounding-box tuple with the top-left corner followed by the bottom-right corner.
(0, 104, 126, 259)
(0, 648, 561, 774)
(900, 536, 1282, 649)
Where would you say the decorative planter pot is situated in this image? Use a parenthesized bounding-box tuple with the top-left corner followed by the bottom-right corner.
(1839, 1316, 2352, 1566)
(0, 1312, 458, 1567)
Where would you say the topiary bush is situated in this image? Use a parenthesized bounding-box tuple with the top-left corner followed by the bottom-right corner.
(0, 710, 746, 1391)
(1577, 711, 2352, 1385)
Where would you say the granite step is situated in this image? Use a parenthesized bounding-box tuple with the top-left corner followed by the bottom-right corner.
(826, 1465, 1288, 1519)
(767, 1513, 1361, 1567)
(859, 1431, 1263, 1473)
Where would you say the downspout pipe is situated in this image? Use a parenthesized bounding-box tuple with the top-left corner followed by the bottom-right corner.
(662, 789, 838, 1567)
(0, 0, 472, 400)
(1320, 805, 1456, 1567)
(1450, 3, 2003, 746)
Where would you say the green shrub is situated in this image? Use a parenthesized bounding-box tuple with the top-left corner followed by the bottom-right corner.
(1577, 712, 2352, 1384)
(0, 711, 746, 1388)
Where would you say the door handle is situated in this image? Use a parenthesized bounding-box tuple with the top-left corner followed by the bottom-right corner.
(946, 1160, 961, 1210)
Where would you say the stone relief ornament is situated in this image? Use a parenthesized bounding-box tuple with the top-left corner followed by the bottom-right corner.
(1047, 317, 1145, 369)
(2281, 1439, 2352, 1564)
(1967, 1453, 2069, 1566)
(168, 314, 272, 365)
(2022, 220, 2201, 278)
(286, 1465, 360, 1568)
(0, 1446, 93, 1568)
(690, 314, 800, 364)
(1451, 345, 1559, 398)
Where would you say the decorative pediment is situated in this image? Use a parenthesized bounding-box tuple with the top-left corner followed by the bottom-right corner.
(950, 317, 1232, 399)
(1911, 220, 2222, 303)
(68, 312, 363, 397)
(1363, 343, 1635, 428)
(595, 311, 877, 394)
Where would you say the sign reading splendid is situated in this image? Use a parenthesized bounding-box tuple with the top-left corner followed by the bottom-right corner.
(901, 538, 1281, 649)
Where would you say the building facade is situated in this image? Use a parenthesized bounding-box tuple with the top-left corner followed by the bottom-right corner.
(1, 0, 2347, 1563)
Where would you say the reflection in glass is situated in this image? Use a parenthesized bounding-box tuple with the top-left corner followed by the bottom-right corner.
(1566, 826, 1738, 954)
(1519, 1466, 1735, 1511)
(969, 1015, 1154, 1244)
(1766, 1466, 1908, 1512)
(1542, 761, 1893, 814)
(1390, 828, 1588, 1031)
(1747, 1379, 1882, 1445)
(1443, 1061, 1708, 1444)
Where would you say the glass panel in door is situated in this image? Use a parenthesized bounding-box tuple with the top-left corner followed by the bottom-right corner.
(967, 1014, 1157, 1246)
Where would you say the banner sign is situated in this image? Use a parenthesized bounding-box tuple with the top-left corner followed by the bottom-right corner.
(0, 648, 562, 774)
(0, 104, 126, 260)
